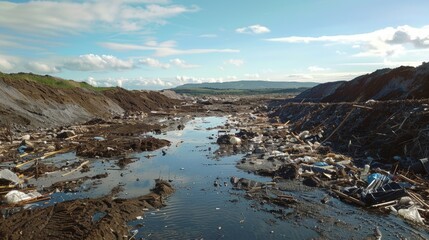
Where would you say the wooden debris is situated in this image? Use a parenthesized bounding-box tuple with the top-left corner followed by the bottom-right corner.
(352, 104, 373, 110)
(332, 189, 366, 207)
(16, 148, 71, 169)
(370, 200, 398, 208)
(62, 160, 90, 177)
(397, 174, 420, 186)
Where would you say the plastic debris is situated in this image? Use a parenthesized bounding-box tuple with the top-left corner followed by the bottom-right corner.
(94, 136, 106, 141)
(398, 205, 425, 224)
(4, 190, 42, 204)
(0, 169, 20, 185)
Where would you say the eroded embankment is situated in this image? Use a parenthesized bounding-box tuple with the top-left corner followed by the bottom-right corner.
(0, 76, 181, 128)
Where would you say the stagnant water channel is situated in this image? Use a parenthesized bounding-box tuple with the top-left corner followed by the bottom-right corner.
(27, 117, 429, 239)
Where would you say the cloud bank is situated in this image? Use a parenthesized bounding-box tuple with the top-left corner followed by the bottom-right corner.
(266, 25, 429, 57)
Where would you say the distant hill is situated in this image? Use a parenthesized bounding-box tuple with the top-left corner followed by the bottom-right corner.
(173, 80, 318, 90)
(295, 62, 429, 102)
(170, 80, 318, 95)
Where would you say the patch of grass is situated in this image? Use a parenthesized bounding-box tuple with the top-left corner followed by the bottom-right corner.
(0, 72, 111, 91)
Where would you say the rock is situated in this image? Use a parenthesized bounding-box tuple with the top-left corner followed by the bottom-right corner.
(275, 164, 299, 180)
(217, 135, 230, 144)
(229, 136, 242, 145)
(56, 130, 76, 139)
(398, 196, 413, 206)
(254, 146, 266, 154)
(230, 176, 240, 184)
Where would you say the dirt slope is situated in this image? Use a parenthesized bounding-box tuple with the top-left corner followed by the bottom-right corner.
(0, 74, 180, 128)
(299, 62, 429, 102)
(295, 81, 345, 102)
(102, 88, 180, 112)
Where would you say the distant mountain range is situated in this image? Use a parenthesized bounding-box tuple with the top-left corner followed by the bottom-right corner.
(172, 80, 319, 90)
(297, 62, 429, 102)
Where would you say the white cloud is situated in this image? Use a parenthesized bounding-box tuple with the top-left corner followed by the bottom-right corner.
(236, 24, 270, 34)
(169, 58, 199, 68)
(26, 62, 60, 73)
(101, 41, 239, 57)
(63, 54, 134, 71)
(224, 59, 244, 67)
(244, 73, 260, 79)
(86, 77, 98, 87)
(308, 66, 329, 72)
(0, 55, 18, 71)
(0, 0, 198, 35)
(139, 58, 170, 69)
(116, 78, 126, 87)
(199, 34, 218, 38)
(266, 25, 429, 57)
(175, 75, 239, 85)
(286, 74, 314, 80)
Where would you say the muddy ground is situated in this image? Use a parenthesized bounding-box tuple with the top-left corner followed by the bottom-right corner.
(1, 95, 429, 239)
(0, 95, 273, 239)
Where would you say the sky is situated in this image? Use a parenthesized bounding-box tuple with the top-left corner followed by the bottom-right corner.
(0, 0, 428, 90)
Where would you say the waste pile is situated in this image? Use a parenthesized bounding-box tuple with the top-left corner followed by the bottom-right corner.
(270, 99, 429, 168)
(218, 111, 429, 226)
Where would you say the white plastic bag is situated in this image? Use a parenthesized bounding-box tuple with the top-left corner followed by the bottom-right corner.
(398, 205, 425, 224)
(4, 190, 42, 204)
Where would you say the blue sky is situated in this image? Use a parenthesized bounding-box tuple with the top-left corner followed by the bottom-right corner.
(0, 0, 428, 89)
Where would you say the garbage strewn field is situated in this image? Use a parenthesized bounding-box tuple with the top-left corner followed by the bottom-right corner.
(214, 98, 429, 235)
(1, 95, 429, 239)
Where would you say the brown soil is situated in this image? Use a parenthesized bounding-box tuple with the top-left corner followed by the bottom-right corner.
(76, 137, 170, 158)
(0, 180, 174, 240)
(102, 88, 181, 112)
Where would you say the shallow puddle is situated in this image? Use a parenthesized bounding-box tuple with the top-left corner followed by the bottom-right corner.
(26, 117, 429, 239)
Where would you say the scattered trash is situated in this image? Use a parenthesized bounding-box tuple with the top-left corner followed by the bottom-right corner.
(94, 136, 105, 141)
(4, 190, 42, 204)
(398, 205, 425, 224)
(0, 169, 20, 185)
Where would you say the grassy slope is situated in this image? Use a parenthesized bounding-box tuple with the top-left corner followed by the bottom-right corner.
(0, 72, 111, 91)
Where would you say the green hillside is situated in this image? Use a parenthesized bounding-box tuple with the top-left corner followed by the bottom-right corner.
(0, 72, 111, 91)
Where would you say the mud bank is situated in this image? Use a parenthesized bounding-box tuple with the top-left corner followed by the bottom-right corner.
(0, 179, 173, 240)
